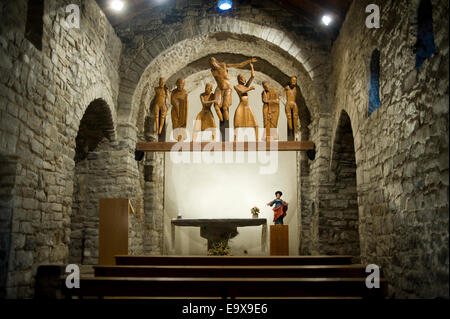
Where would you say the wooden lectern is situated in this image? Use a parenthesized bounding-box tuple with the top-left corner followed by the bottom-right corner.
(98, 198, 132, 265)
(270, 225, 289, 256)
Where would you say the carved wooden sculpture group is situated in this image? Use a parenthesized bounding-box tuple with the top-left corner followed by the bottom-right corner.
(153, 57, 299, 142)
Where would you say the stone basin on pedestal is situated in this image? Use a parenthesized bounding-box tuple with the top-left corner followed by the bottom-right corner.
(171, 218, 268, 253)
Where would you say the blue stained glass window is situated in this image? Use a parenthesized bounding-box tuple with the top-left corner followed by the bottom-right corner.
(368, 49, 381, 117)
(415, 0, 436, 69)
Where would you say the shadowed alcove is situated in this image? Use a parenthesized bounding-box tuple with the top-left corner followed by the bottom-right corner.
(69, 99, 115, 265)
(322, 110, 360, 257)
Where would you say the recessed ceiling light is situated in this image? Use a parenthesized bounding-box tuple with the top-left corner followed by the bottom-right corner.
(111, 0, 124, 11)
(321, 15, 332, 26)
(218, 0, 232, 11)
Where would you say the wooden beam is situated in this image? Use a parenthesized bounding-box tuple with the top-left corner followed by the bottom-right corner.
(136, 141, 315, 152)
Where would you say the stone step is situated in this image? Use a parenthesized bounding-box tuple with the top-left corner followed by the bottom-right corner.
(114, 255, 354, 266)
(94, 264, 368, 278)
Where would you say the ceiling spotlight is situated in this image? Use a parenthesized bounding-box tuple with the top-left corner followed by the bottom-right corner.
(110, 0, 124, 11)
(218, 0, 232, 11)
(321, 15, 332, 26)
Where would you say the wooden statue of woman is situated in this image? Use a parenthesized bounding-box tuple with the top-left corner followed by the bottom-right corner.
(193, 83, 218, 142)
(262, 81, 280, 142)
(233, 63, 258, 142)
(154, 77, 170, 135)
(170, 78, 188, 141)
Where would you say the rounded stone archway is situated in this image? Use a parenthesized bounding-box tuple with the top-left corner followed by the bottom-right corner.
(116, 15, 327, 256)
(321, 110, 360, 256)
(116, 16, 328, 136)
(69, 98, 116, 265)
(137, 52, 313, 139)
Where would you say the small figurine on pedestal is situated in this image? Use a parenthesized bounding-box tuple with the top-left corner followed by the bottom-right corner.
(267, 191, 288, 225)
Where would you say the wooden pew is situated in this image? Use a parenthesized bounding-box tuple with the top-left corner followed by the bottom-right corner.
(61, 276, 388, 299)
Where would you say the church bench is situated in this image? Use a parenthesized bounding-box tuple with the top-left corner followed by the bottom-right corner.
(114, 255, 354, 266)
(93, 264, 368, 278)
(61, 276, 387, 299)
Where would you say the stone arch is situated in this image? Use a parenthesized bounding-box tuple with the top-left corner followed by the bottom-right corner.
(69, 98, 116, 265)
(137, 52, 313, 140)
(321, 109, 360, 256)
(119, 17, 325, 256)
(117, 16, 327, 135)
(73, 84, 117, 145)
(74, 98, 115, 162)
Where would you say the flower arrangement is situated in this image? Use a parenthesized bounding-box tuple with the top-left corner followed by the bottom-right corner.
(207, 240, 231, 256)
(251, 206, 260, 217)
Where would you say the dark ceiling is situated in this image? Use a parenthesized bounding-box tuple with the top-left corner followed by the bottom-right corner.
(96, 0, 352, 37)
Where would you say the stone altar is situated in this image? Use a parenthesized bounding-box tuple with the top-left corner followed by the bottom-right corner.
(171, 218, 268, 253)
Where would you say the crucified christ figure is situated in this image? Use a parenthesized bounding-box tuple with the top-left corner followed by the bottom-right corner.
(283, 76, 299, 134)
(209, 57, 258, 123)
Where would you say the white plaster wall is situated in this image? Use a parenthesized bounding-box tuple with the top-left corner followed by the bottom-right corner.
(163, 70, 298, 256)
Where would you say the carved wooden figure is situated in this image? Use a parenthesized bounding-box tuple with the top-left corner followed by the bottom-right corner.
(170, 78, 189, 141)
(262, 81, 280, 142)
(283, 76, 299, 134)
(209, 56, 258, 141)
(209, 57, 258, 121)
(233, 63, 258, 142)
(154, 77, 170, 135)
(193, 83, 218, 142)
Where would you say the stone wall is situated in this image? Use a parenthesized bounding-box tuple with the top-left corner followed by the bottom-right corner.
(329, 0, 449, 298)
(305, 114, 334, 256)
(140, 115, 165, 255)
(0, 154, 18, 298)
(70, 140, 145, 264)
(0, 0, 123, 297)
(143, 152, 165, 255)
(0, 0, 447, 300)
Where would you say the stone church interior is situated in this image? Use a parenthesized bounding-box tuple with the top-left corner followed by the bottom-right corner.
(0, 0, 448, 301)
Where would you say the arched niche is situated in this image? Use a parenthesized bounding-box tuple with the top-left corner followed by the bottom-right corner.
(138, 53, 311, 141)
(323, 110, 360, 257)
(118, 27, 324, 139)
(69, 98, 116, 265)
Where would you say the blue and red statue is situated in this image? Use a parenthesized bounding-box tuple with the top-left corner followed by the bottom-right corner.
(267, 191, 288, 225)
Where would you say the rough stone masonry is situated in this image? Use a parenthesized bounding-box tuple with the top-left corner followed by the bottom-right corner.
(0, 0, 448, 299)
